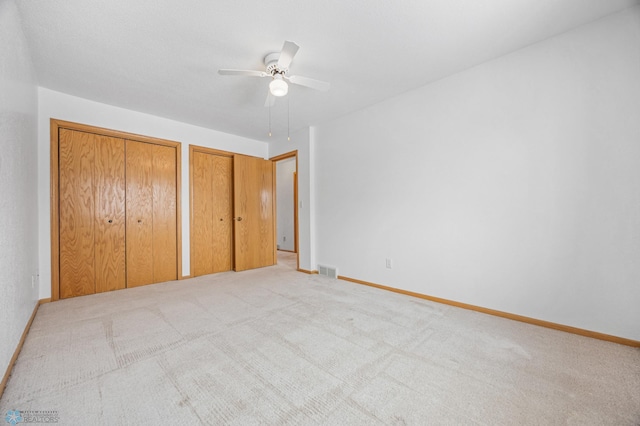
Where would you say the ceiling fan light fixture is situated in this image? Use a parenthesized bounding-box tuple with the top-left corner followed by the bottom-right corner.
(269, 74, 288, 97)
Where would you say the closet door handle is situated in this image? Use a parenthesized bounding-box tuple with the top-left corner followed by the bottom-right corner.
(108, 219, 113, 223)
(138, 219, 142, 223)
(236, 217, 243, 222)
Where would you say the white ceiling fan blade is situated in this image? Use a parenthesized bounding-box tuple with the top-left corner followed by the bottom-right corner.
(218, 69, 269, 77)
(286, 75, 330, 91)
(277, 41, 299, 69)
(264, 92, 275, 107)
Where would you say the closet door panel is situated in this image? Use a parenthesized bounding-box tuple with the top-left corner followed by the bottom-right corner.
(152, 144, 178, 282)
(126, 140, 154, 287)
(257, 158, 276, 267)
(233, 154, 251, 271)
(192, 152, 214, 276)
(94, 135, 126, 293)
(211, 155, 233, 273)
(59, 129, 96, 298)
(234, 155, 275, 271)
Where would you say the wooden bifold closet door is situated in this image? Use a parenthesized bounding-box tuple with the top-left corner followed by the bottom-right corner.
(233, 154, 276, 272)
(191, 151, 233, 276)
(126, 140, 178, 287)
(59, 129, 126, 298)
(56, 124, 179, 299)
(190, 148, 276, 277)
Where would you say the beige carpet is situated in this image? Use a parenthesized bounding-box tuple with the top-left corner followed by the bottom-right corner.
(1, 252, 639, 425)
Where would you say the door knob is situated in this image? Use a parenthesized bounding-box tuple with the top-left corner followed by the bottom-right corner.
(236, 217, 243, 222)
(219, 218, 223, 221)
(138, 219, 142, 223)
(108, 219, 113, 223)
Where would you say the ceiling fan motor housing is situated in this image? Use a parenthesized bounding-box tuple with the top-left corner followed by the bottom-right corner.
(264, 52, 287, 75)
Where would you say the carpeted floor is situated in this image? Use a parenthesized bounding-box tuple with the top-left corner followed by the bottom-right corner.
(1, 252, 639, 425)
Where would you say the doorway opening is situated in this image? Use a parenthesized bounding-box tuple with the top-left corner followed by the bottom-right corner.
(271, 151, 299, 270)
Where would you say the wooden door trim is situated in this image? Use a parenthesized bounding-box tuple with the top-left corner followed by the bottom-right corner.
(293, 171, 298, 255)
(50, 119, 182, 301)
(190, 145, 235, 158)
(51, 119, 182, 148)
(188, 144, 235, 277)
(270, 150, 299, 270)
(272, 161, 277, 263)
(190, 144, 265, 159)
(50, 121, 60, 301)
(175, 146, 183, 282)
(270, 151, 297, 162)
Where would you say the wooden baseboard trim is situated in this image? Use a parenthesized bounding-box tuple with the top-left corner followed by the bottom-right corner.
(0, 298, 47, 399)
(297, 268, 318, 274)
(278, 249, 296, 253)
(338, 275, 640, 348)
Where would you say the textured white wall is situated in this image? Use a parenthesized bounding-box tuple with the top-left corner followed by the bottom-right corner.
(0, 0, 39, 377)
(314, 6, 640, 340)
(276, 158, 296, 251)
(37, 88, 268, 297)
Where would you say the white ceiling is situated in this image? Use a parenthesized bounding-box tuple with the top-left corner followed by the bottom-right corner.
(16, 0, 639, 143)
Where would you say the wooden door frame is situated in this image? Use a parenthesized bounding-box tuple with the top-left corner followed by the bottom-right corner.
(189, 145, 278, 275)
(270, 151, 299, 270)
(50, 119, 182, 301)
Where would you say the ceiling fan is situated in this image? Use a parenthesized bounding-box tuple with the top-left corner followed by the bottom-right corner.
(218, 41, 330, 106)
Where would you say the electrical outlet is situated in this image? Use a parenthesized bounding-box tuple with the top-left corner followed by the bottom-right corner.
(386, 258, 392, 269)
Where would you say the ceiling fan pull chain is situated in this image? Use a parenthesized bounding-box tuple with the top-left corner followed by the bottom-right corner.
(268, 91, 272, 137)
(287, 94, 291, 142)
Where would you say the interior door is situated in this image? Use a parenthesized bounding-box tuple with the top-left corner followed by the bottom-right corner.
(233, 154, 276, 271)
(192, 151, 215, 276)
(52, 120, 182, 300)
(94, 134, 126, 293)
(59, 129, 126, 298)
(59, 129, 96, 298)
(192, 151, 233, 276)
(126, 140, 154, 287)
(151, 144, 178, 282)
(126, 141, 178, 287)
(210, 155, 233, 272)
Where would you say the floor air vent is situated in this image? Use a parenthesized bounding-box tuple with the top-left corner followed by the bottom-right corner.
(318, 264, 338, 279)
